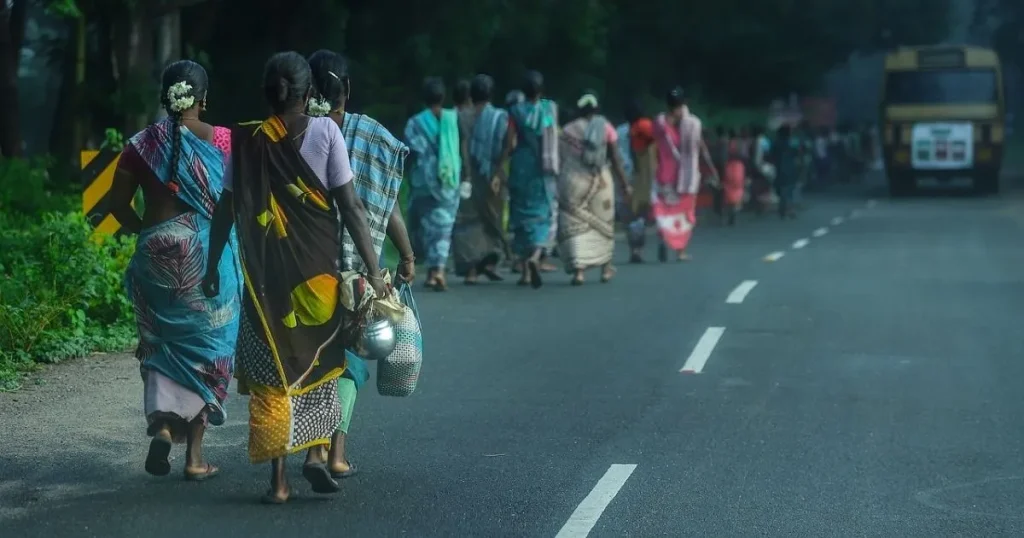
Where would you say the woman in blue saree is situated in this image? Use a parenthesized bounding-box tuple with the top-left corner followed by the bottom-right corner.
(109, 60, 242, 481)
(498, 70, 558, 288)
(405, 77, 463, 291)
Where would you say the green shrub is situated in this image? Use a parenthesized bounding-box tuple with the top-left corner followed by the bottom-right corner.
(0, 208, 137, 390)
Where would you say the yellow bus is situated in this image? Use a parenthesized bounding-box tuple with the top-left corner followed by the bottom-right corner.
(880, 45, 1005, 195)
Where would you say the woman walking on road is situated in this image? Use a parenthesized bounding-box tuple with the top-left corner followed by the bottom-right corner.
(306, 49, 415, 481)
(405, 77, 463, 291)
(110, 60, 241, 482)
(651, 87, 714, 262)
(556, 91, 632, 285)
(721, 130, 746, 226)
(771, 124, 800, 219)
(202, 51, 386, 504)
(498, 70, 559, 288)
(624, 99, 657, 263)
(451, 74, 510, 285)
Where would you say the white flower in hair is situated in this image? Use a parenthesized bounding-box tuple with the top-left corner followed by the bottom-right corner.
(166, 81, 195, 113)
(307, 96, 332, 117)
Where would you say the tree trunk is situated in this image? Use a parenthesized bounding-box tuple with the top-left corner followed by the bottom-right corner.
(111, 8, 155, 136)
(153, 10, 181, 121)
(0, 3, 23, 157)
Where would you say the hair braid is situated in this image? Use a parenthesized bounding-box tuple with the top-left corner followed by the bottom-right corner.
(159, 60, 209, 189)
(168, 113, 183, 187)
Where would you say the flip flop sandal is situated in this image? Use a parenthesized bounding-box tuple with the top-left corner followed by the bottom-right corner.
(330, 461, 359, 479)
(184, 463, 220, 482)
(144, 436, 172, 477)
(570, 276, 584, 286)
(260, 489, 296, 505)
(600, 268, 616, 283)
(527, 260, 543, 289)
(302, 463, 341, 494)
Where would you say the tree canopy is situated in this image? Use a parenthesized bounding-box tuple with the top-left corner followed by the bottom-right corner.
(1, 0, 952, 160)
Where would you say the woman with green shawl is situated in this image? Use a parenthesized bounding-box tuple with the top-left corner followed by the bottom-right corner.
(406, 77, 462, 291)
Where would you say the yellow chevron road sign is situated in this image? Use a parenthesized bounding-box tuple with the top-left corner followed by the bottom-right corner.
(80, 149, 123, 237)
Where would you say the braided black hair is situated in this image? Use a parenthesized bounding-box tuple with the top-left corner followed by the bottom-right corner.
(523, 70, 544, 100)
(453, 78, 471, 105)
(263, 51, 313, 115)
(422, 77, 445, 106)
(308, 49, 350, 112)
(470, 74, 494, 104)
(160, 60, 208, 188)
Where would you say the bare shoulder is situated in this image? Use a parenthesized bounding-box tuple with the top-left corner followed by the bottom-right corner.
(185, 120, 215, 143)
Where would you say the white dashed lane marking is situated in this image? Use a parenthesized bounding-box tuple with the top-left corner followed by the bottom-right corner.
(680, 327, 726, 374)
(792, 238, 809, 249)
(555, 464, 638, 538)
(726, 280, 758, 304)
(831, 217, 844, 226)
(764, 251, 785, 262)
(812, 227, 828, 237)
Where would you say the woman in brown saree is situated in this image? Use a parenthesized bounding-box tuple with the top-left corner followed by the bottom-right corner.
(202, 51, 386, 504)
(451, 74, 509, 284)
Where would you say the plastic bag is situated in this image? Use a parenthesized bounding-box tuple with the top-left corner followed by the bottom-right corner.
(376, 281, 423, 397)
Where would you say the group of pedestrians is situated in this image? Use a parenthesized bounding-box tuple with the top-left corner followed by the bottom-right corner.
(409, 75, 726, 286)
(111, 50, 413, 504)
(104, 47, 871, 506)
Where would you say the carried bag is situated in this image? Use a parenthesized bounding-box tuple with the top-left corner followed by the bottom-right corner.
(376, 281, 423, 397)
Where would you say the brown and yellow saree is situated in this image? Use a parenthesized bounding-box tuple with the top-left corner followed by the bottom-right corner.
(230, 116, 362, 463)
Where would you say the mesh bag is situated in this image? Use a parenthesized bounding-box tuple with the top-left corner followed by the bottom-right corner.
(376, 282, 422, 397)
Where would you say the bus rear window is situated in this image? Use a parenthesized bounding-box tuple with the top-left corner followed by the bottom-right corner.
(885, 70, 998, 105)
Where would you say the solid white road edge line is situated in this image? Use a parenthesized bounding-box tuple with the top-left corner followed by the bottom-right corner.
(726, 280, 758, 304)
(812, 227, 828, 237)
(764, 251, 785, 262)
(792, 238, 809, 249)
(831, 217, 844, 226)
(555, 464, 638, 538)
(680, 327, 726, 374)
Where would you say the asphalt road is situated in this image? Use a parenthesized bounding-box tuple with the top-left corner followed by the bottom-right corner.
(3, 175, 1024, 537)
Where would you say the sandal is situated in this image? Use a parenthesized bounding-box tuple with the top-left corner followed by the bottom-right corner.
(600, 266, 616, 283)
(184, 463, 220, 482)
(433, 273, 448, 292)
(526, 259, 543, 289)
(330, 461, 359, 479)
(302, 463, 341, 494)
(144, 436, 172, 477)
(571, 274, 584, 286)
(260, 489, 295, 505)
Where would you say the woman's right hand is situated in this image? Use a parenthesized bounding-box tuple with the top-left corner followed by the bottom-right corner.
(366, 275, 387, 297)
(398, 257, 416, 284)
(201, 269, 220, 298)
